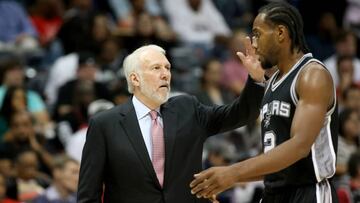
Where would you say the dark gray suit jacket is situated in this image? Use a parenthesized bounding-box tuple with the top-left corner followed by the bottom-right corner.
(77, 78, 264, 203)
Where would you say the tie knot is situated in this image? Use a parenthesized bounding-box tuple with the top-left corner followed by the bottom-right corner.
(149, 110, 158, 120)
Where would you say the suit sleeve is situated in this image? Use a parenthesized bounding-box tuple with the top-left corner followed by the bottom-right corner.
(196, 76, 264, 135)
(77, 118, 106, 203)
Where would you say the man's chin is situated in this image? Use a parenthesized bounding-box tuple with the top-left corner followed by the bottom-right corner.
(151, 93, 169, 106)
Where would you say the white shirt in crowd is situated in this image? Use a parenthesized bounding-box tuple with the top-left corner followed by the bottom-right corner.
(163, 0, 231, 45)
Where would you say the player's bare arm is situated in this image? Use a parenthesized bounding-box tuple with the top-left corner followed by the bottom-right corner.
(190, 62, 334, 199)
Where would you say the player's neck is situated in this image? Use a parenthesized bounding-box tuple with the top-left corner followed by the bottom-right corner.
(277, 50, 304, 77)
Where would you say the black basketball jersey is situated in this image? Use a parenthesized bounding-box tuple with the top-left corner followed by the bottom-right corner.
(260, 53, 338, 189)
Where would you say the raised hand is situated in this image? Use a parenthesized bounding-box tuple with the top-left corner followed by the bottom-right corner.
(237, 36, 265, 83)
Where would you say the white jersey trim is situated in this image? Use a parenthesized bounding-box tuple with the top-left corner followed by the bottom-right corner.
(290, 59, 337, 117)
(271, 53, 313, 92)
(311, 143, 321, 182)
(327, 116, 337, 178)
(316, 179, 333, 203)
(265, 70, 279, 94)
(316, 183, 320, 203)
(311, 115, 337, 182)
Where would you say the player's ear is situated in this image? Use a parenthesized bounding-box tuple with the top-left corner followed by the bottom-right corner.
(277, 25, 287, 43)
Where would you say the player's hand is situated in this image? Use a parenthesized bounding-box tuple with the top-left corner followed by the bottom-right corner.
(190, 166, 236, 199)
(237, 36, 265, 83)
(209, 194, 219, 203)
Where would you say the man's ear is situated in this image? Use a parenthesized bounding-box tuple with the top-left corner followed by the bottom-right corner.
(277, 25, 287, 43)
(130, 72, 140, 88)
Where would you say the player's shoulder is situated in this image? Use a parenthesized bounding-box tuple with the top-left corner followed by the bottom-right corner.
(299, 61, 333, 85)
(296, 60, 334, 96)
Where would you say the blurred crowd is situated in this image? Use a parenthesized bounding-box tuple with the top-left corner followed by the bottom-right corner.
(0, 0, 359, 202)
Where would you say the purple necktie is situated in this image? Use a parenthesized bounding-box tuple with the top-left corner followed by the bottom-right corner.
(150, 110, 165, 187)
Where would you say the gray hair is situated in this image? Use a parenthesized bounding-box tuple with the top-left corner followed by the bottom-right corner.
(123, 45, 166, 93)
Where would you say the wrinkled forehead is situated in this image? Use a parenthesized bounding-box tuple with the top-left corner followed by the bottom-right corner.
(139, 49, 170, 68)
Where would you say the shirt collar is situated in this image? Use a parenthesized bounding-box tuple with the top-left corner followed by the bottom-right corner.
(132, 96, 161, 120)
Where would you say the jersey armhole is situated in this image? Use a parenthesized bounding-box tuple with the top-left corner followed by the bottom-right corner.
(290, 60, 337, 116)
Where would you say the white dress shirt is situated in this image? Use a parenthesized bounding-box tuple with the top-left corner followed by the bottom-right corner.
(132, 96, 163, 161)
(163, 0, 231, 45)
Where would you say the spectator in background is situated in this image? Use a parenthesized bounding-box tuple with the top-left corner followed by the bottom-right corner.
(65, 99, 114, 163)
(337, 151, 360, 203)
(335, 108, 358, 201)
(348, 152, 360, 202)
(324, 30, 360, 87)
(55, 53, 110, 132)
(196, 58, 233, 106)
(28, 0, 64, 69)
(57, 80, 96, 132)
(108, 0, 162, 30)
(212, 0, 253, 29)
(342, 85, 360, 115)
(47, 10, 113, 105)
(163, 0, 231, 58)
(28, 0, 64, 47)
(336, 55, 360, 107)
(0, 111, 54, 174)
(95, 38, 126, 87)
(221, 31, 249, 95)
(343, 0, 360, 49)
(110, 86, 131, 106)
(306, 12, 337, 61)
(0, 173, 20, 203)
(97, 37, 124, 73)
(45, 50, 109, 108)
(0, 86, 27, 139)
(44, 52, 79, 107)
(337, 109, 360, 177)
(0, 57, 52, 139)
(88, 14, 111, 54)
(0, 154, 17, 201)
(57, 0, 105, 54)
(15, 150, 51, 202)
(33, 155, 79, 203)
(124, 12, 176, 53)
(0, 155, 14, 180)
(0, 1, 39, 54)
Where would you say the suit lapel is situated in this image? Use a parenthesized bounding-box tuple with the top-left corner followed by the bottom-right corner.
(118, 100, 160, 188)
(161, 103, 177, 188)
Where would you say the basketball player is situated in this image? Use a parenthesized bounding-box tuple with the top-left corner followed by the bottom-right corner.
(190, 2, 338, 202)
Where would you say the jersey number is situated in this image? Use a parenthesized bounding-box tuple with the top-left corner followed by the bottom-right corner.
(264, 131, 276, 153)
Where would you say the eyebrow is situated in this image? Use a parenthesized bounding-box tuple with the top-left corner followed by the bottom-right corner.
(149, 63, 171, 67)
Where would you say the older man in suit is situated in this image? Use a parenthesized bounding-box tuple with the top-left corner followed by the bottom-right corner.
(77, 44, 265, 203)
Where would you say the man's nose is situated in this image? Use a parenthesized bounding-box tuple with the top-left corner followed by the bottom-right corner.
(161, 68, 171, 80)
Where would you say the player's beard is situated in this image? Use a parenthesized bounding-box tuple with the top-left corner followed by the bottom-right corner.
(261, 59, 274, 70)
